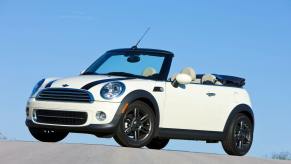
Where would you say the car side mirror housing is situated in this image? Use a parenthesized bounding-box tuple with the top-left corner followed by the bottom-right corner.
(176, 73, 192, 85)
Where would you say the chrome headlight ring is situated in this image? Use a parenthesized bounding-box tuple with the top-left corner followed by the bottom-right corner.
(100, 82, 125, 100)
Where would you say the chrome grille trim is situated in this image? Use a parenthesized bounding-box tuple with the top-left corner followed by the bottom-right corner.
(36, 88, 94, 103)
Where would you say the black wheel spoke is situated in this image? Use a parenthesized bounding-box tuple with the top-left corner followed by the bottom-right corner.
(240, 121, 244, 130)
(134, 130, 139, 141)
(134, 108, 139, 119)
(140, 114, 149, 123)
(245, 136, 251, 143)
(238, 140, 243, 149)
(140, 127, 149, 134)
(137, 129, 140, 140)
(124, 127, 132, 135)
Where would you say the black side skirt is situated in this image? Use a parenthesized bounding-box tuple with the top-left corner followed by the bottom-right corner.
(157, 128, 224, 141)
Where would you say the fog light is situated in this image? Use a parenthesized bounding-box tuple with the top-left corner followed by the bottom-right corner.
(96, 111, 106, 121)
(32, 110, 37, 121)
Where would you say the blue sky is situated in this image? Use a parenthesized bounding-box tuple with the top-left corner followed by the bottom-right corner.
(0, 0, 291, 157)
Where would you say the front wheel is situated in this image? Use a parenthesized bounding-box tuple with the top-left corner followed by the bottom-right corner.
(29, 128, 68, 142)
(114, 101, 156, 148)
(222, 114, 253, 156)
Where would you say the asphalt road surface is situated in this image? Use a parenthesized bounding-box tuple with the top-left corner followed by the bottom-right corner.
(0, 141, 289, 164)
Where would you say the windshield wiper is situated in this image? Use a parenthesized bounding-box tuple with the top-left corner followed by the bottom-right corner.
(104, 72, 140, 78)
(82, 71, 142, 78)
(81, 72, 98, 75)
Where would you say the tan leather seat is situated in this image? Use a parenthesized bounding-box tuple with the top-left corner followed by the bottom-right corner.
(202, 74, 222, 85)
(171, 67, 196, 82)
(142, 67, 157, 77)
(181, 67, 196, 81)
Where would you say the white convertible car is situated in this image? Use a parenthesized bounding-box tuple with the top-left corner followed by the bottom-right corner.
(26, 48, 254, 156)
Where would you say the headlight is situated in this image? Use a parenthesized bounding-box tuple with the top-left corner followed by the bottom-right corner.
(100, 82, 125, 100)
(31, 79, 45, 97)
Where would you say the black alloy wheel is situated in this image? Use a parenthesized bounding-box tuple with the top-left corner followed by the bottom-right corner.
(114, 101, 155, 148)
(222, 114, 253, 156)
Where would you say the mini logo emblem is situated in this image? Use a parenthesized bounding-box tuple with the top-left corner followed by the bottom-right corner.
(62, 84, 69, 87)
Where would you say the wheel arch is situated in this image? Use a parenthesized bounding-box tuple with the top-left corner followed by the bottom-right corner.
(119, 90, 160, 133)
(223, 104, 254, 134)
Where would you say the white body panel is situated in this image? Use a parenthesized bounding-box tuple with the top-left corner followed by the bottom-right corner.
(161, 83, 251, 132)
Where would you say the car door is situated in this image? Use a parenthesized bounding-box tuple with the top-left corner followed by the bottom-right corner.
(160, 82, 230, 132)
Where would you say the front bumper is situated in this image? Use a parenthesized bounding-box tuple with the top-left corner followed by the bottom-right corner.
(25, 119, 118, 136)
(26, 98, 124, 136)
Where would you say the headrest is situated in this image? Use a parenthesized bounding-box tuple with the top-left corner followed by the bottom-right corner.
(142, 67, 157, 77)
(202, 74, 217, 84)
(181, 67, 196, 81)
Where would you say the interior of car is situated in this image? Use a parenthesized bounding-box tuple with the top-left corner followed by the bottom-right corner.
(142, 66, 224, 86)
(170, 67, 223, 86)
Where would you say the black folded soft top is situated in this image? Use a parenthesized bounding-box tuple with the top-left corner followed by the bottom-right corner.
(197, 74, 245, 88)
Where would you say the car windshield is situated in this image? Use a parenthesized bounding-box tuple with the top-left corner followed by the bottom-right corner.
(83, 51, 168, 80)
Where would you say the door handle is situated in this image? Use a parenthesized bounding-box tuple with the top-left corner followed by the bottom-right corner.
(206, 93, 216, 97)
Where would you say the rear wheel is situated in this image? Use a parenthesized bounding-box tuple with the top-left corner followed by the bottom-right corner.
(114, 101, 156, 148)
(29, 128, 68, 142)
(146, 138, 169, 150)
(222, 114, 253, 156)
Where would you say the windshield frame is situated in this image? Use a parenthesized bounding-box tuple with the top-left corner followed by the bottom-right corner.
(83, 48, 173, 81)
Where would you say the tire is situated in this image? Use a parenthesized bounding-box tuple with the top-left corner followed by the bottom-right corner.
(222, 113, 253, 156)
(146, 138, 169, 150)
(114, 101, 156, 148)
(29, 128, 68, 142)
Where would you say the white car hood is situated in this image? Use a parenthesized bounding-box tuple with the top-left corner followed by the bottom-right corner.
(40, 74, 159, 102)
(38, 75, 158, 102)
(50, 75, 130, 89)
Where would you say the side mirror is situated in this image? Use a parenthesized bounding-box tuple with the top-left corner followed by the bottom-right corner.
(176, 73, 192, 85)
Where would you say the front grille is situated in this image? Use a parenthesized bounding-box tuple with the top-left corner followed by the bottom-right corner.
(34, 109, 87, 125)
(36, 88, 94, 103)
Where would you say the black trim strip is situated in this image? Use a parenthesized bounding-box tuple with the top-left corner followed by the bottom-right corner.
(81, 77, 135, 90)
(45, 80, 57, 88)
(158, 128, 224, 141)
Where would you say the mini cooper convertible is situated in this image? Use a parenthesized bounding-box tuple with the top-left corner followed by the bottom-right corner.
(26, 48, 254, 156)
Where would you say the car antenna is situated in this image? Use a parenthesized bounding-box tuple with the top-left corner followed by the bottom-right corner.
(131, 27, 151, 49)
